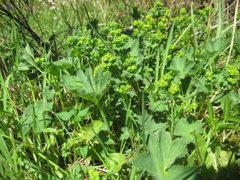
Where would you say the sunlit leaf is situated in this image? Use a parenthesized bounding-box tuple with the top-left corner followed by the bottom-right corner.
(134, 131, 192, 179)
(170, 57, 195, 79)
(104, 153, 126, 173)
(174, 119, 204, 144)
(61, 68, 111, 103)
(53, 58, 73, 69)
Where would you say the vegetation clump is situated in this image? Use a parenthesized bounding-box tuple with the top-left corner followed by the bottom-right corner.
(0, 0, 240, 179)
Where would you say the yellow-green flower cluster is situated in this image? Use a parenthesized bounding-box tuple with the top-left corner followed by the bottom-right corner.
(103, 53, 117, 63)
(175, 51, 184, 57)
(198, 6, 210, 18)
(133, 20, 143, 29)
(171, 8, 191, 25)
(180, 8, 187, 15)
(107, 21, 119, 29)
(142, 15, 154, 31)
(149, 2, 167, 18)
(227, 77, 237, 84)
(133, 20, 143, 36)
(109, 29, 122, 37)
(143, 67, 154, 77)
(155, 72, 173, 88)
(104, 21, 120, 34)
(94, 62, 107, 75)
(124, 56, 137, 72)
(190, 101, 198, 111)
(205, 70, 213, 81)
(168, 82, 180, 94)
(181, 100, 198, 113)
(88, 168, 100, 180)
(96, 39, 105, 49)
(157, 17, 168, 30)
(226, 65, 239, 85)
(77, 33, 91, 46)
(90, 50, 100, 59)
(112, 34, 129, 45)
(35, 57, 45, 63)
(152, 31, 164, 42)
(66, 36, 77, 46)
(226, 65, 239, 76)
(133, 15, 155, 33)
(133, 28, 140, 36)
(116, 83, 131, 94)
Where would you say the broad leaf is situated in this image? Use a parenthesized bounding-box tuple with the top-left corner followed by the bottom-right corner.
(25, 44, 34, 60)
(134, 131, 190, 179)
(53, 58, 73, 70)
(79, 120, 103, 143)
(22, 44, 37, 69)
(205, 38, 228, 53)
(148, 95, 168, 112)
(164, 165, 197, 180)
(149, 131, 187, 171)
(61, 68, 111, 103)
(20, 99, 53, 134)
(144, 119, 167, 135)
(133, 153, 156, 174)
(170, 57, 195, 79)
(57, 109, 76, 121)
(123, 38, 139, 56)
(104, 153, 126, 173)
(174, 119, 204, 144)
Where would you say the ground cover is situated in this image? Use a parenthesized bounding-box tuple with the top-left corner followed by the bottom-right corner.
(0, 0, 240, 179)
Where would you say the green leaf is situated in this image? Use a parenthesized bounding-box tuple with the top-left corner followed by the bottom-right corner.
(215, 122, 235, 130)
(104, 153, 126, 173)
(206, 38, 228, 53)
(164, 165, 197, 180)
(170, 57, 195, 79)
(193, 133, 208, 165)
(0, 133, 10, 160)
(205, 149, 218, 171)
(57, 109, 76, 121)
(75, 108, 89, 122)
(20, 99, 53, 134)
(43, 86, 55, 100)
(216, 148, 230, 168)
(207, 100, 214, 125)
(22, 44, 35, 67)
(223, 94, 231, 121)
(130, 39, 139, 56)
(144, 117, 167, 134)
(134, 131, 188, 179)
(148, 95, 168, 112)
(174, 119, 204, 144)
(61, 68, 111, 103)
(60, 75, 83, 91)
(17, 62, 30, 71)
(25, 44, 34, 59)
(151, 131, 187, 171)
(79, 120, 103, 143)
(53, 58, 73, 70)
(228, 116, 240, 122)
(133, 153, 156, 174)
(78, 146, 88, 158)
(123, 38, 140, 56)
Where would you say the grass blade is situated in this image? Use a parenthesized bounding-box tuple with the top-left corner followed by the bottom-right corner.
(161, 23, 175, 78)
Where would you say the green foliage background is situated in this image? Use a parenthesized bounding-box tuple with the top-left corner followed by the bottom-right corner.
(0, 0, 240, 179)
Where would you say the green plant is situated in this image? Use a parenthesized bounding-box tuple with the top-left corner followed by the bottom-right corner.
(1, 1, 240, 179)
